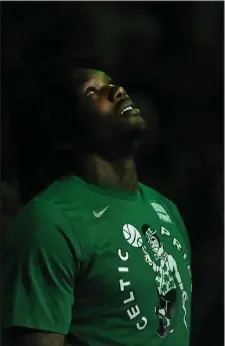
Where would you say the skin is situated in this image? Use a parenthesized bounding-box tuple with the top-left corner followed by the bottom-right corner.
(3, 68, 147, 346)
(71, 68, 147, 190)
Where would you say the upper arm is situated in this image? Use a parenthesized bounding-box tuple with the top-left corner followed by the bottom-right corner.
(2, 201, 79, 336)
(3, 328, 65, 346)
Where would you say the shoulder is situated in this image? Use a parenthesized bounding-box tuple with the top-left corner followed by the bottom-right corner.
(5, 183, 86, 260)
(139, 182, 186, 229)
(22, 175, 88, 224)
(37, 175, 88, 205)
(13, 196, 62, 228)
(139, 182, 177, 211)
(3, 195, 85, 272)
(4, 198, 62, 250)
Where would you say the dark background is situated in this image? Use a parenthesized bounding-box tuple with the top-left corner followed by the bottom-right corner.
(2, 2, 224, 345)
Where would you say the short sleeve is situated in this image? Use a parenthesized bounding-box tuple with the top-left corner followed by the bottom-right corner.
(2, 200, 78, 334)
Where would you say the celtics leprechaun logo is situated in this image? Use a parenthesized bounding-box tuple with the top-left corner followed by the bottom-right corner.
(141, 224, 188, 338)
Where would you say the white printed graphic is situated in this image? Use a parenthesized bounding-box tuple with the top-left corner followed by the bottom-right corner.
(142, 226, 188, 338)
(150, 202, 172, 224)
(117, 249, 148, 331)
(122, 223, 189, 339)
(123, 224, 143, 248)
(93, 206, 109, 218)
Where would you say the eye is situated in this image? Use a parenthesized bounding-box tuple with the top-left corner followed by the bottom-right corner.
(85, 87, 96, 97)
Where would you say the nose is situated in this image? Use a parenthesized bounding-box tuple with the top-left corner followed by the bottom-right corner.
(108, 85, 126, 102)
(114, 86, 126, 100)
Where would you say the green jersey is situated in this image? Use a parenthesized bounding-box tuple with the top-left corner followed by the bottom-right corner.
(2, 176, 191, 346)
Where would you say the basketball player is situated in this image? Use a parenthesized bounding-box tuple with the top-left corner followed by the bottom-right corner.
(2, 58, 192, 346)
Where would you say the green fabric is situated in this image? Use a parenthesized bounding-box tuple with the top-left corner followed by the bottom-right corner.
(2, 176, 191, 346)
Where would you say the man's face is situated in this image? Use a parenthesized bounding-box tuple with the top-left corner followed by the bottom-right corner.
(72, 68, 147, 156)
(149, 235, 160, 253)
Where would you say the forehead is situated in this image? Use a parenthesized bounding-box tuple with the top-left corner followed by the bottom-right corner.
(72, 68, 111, 87)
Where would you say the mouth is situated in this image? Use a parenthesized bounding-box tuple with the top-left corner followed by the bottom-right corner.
(117, 99, 139, 117)
(121, 105, 134, 116)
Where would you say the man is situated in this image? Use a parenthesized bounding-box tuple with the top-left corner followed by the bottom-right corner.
(2, 58, 192, 346)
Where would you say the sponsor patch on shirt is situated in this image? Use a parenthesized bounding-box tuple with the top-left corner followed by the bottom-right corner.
(149, 201, 173, 224)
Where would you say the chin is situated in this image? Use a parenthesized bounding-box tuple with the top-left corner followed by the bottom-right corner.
(93, 112, 147, 156)
(122, 113, 147, 135)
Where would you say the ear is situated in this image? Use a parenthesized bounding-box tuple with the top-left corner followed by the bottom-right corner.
(0, 181, 22, 233)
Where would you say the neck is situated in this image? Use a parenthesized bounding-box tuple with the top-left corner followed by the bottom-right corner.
(80, 155, 138, 191)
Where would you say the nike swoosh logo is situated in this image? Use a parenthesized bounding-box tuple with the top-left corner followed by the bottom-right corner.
(93, 206, 110, 218)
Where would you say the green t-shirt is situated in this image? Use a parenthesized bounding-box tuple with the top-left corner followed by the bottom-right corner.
(2, 176, 192, 346)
